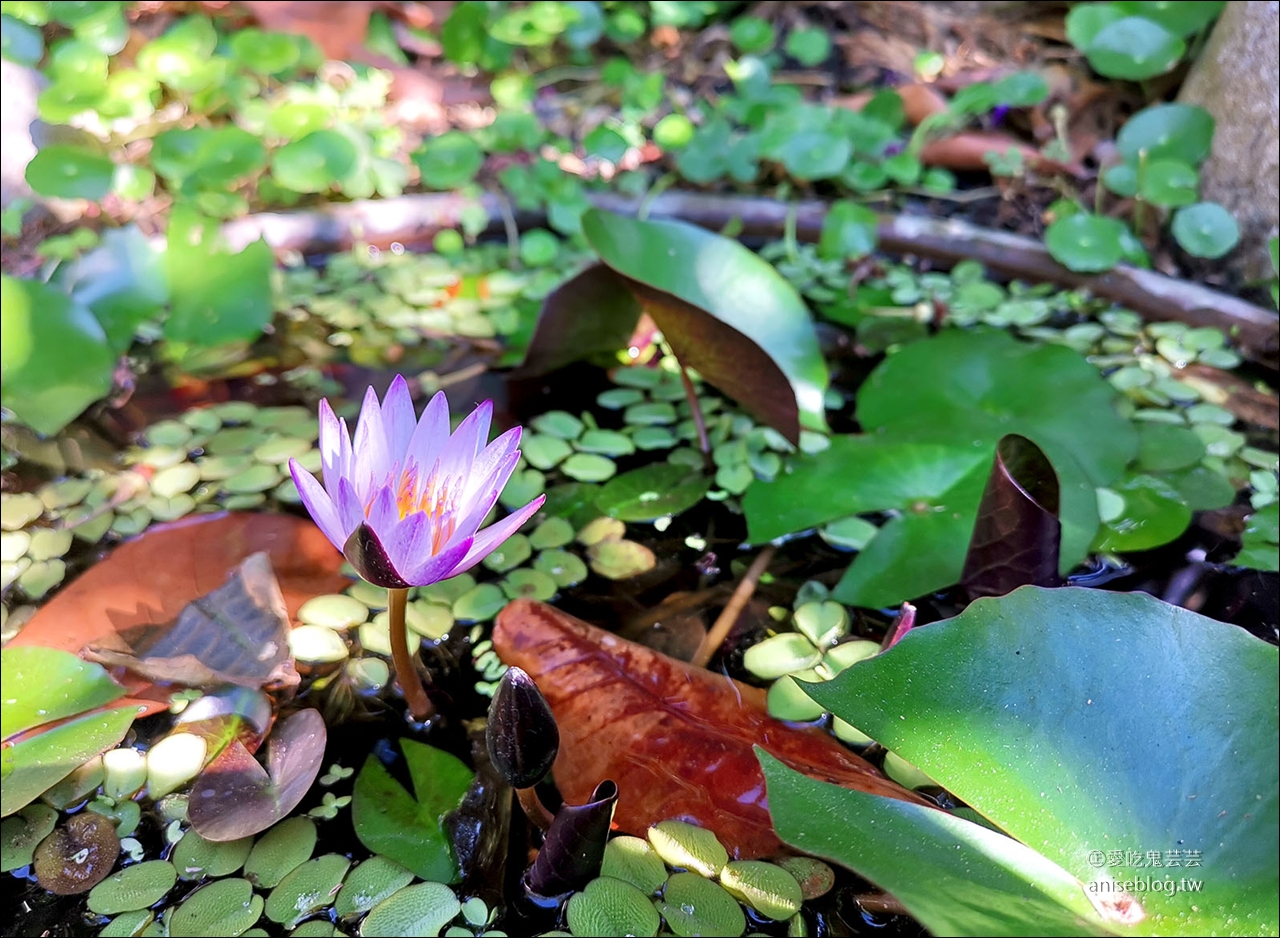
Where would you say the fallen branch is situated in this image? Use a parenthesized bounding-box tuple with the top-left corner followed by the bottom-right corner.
(691, 545, 777, 669)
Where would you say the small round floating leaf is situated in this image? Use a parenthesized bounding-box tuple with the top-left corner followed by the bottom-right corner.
(171, 829, 253, 880)
(661, 872, 746, 937)
(1, 492, 44, 530)
(0, 530, 29, 562)
(1137, 423, 1205, 472)
(576, 516, 625, 546)
(597, 464, 711, 521)
(223, 464, 281, 494)
(143, 419, 193, 448)
(576, 429, 635, 457)
(407, 601, 454, 640)
(482, 533, 532, 572)
(531, 411, 585, 440)
(632, 426, 678, 450)
(272, 130, 358, 194)
(334, 856, 414, 919)
(767, 674, 826, 722)
(529, 516, 574, 549)
(452, 582, 508, 622)
(87, 860, 177, 915)
(292, 921, 337, 937)
(289, 625, 350, 664)
(775, 856, 835, 900)
(561, 452, 617, 483)
(600, 835, 668, 895)
(487, 665, 560, 789)
(597, 387, 645, 409)
(360, 881, 461, 938)
(98, 908, 153, 937)
(653, 113, 695, 149)
(145, 733, 207, 799)
(522, 434, 573, 470)
(587, 539, 656, 580)
(33, 812, 120, 894)
(824, 639, 881, 675)
(532, 549, 588, 588)
(793, 601, 849, 647)
(818, 516, 878, 551)
(501, 568, 558, 601)
(37, 477, 94, 510)
(102, 748, 148, 800)
(1, 803, 58, 872)
(1171, 202, 1239, 259)
(244, 817, 317, 889)
(151, 463, 201, 498)
(264, 853, 350, 926)
(170, 878, 264, 937)
(719, 860, 803, 921)
(1044, 213, 1127, 272)
(298, 594, 368, 631)
(253, 436, 311, 465)
(27, 527, 73, 561)
(1117, 103, 1214, 165)
(743, 633, 822, 680)
(566, 877, 660, 938)
(647, 820, 728, 878)
(499, 468, 545, 510)
(624, 401, 678, 426)
(25, 145, 114, 200)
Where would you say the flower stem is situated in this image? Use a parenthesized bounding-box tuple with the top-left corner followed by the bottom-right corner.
(388, 587, 433, 721)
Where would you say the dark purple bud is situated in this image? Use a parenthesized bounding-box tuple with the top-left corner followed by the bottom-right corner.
(486, 666, 560, 789)
(524, 780, 619, 900)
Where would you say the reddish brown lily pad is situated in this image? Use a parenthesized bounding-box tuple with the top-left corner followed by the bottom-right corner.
(493, 599, 927, 859)
(33, 812, 121, 895)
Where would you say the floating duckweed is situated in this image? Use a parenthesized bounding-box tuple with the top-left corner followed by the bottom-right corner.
(87, 860, 177, 915)
(111, 507, 151, 536)
(171, 829, 253, 880)
(170, 877, 264, 937)
(245, 817, 317, 889)
(67, 506, 114, 543)
(528, 517, 574, 550)
(774, 857, 835, 900)
(38, 478, 94, 510)
(181, 408, 223, 434)
(566, 876, 659, 938)
(531, 411, 584, 440)
(102, 748, 148, 800)
(597, 388, 646, 409)
(500, 568, 558, 601)
(831, 716, 874, 746)
(719, 861, 803, 921)
(18, 558, 66, 598)
(587, 539, 656, 580)
(743, 634, 822, 680)
(521, 434, 573, 470)
(883, 751, 936, 790)
(406, 601, 454, 640)
(632, 426, 678, 450)
(150, 463, 201, 499)
(561, 452, 617, 483)
(197, 455, 255, 481)
(624, 402, 677, 426)
(451, 583, 507, 622)
(532, 549, 588, 588)
(206, 428, 265, 456)
(346, 656, 390, 693)
(211, 402, 260, 424)
(147, 494, 197, 522)
(298, 594, 369, 631)
(1, 557, 29, 591)
(264, 853, 350, 927)
(87, 797, 142, 838)
(289, 625, 351, 664)
(359, 881, 461, 938)
(222, 493, 268, 511)
(357, 620, 409, 657)
(576, 429, 635, 457)
(223, 464, 281, 494)
(138, 446, 188, 470)
(1, 493, 44, 530)
(460, 896, 488, 927)
(291, 920, 338, 936)
(481, 533, 532, 572)
(793, 602, 849, 648)
(98, 908, 154, 937)
(576, 516, 625, 546)
(146, 733, 207, 799)
(347, 580, 391, 608)
(0, 530, 30, 562)
(1, 802, 58, 872)
(822, 640, 880, 675)
(334, 856, 415, 919)
(660, 871, 746, 937)
(600, 836, 668, 895)
(144, 420, 194, 448)
(253, 436, 312, 465)
(766, 674, 825, 722)
(417, 573, 475, 606)
(647, 821, 728, 878)
(610, 366, 666, 389)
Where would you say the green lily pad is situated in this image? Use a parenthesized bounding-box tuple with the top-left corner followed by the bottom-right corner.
(334, 856, 415, 919)
(521, 434, 573, 470)
(1, 276, 116, 436)
(600, 835, 668, 895)
(451, 583, 507, 622)
(531, 410, 585, 440)
(1044, 213, 1128, 272)
(1171, 202, 1240, 259)
(351, 739, 474, 882)
(529, 517, 575, 549)
(560, 452, 617, 483)
(648, 820, 728, 878)
(718, 860, 803, 921)
(793, 586, 1278, 936)
(244, 817, 316, 889)
(297, 594, 368, 631)
(499, 468, 545, 510)
(587, 539, 656, 580)
(575, 429, 635, 457)
(482, 533, 532, 572)
(87, 860, 177, 915)
(264, 854, 350, 927)
(660, 872, 746, 937)
(532, 549, 589, 588)
(596, 463, 711, 521)
(171, 830, 253, 880)
(359, 881, 461, 938)
(1093, 472, 1192, 552)
(582, 210, 829, 442)
(288, 625, 350, 664)
(743, 633, 823, 680)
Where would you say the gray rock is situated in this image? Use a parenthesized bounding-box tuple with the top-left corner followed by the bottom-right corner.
(1178, 1, 1280, 279)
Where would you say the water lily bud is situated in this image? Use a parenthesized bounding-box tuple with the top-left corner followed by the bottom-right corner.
(486, 666, 559, 789)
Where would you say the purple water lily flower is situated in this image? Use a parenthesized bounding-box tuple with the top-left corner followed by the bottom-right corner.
(288, 376, 545, 590)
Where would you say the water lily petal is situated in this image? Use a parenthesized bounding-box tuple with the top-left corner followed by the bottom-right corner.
(386, 511, 430, 571)
(452, 495, 545, 575)
(353, 386, 392, 497)
(365, 485, 400, 542)
(462, 427, 522, 505)
(318, 399, 345, 500)
(336, 476, 366, 536)
(436, 399, 492, 484)
(403, 535, 475, 586)
(290, 459, 346, 551)
(406, 390, 450, 473)
(451, 449, 521, 542)
(381, 375, 417, 460)
(343, 523, 411, 589)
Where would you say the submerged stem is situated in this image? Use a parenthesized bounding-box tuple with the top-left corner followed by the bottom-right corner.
(388, 587, 434, 721)
(691, 545, 777, 668)
(516, 786, 556, 833)
(679, 364, 713, 468)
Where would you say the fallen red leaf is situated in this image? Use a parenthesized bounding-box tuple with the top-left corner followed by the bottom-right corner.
(493, 599, 928, 859)
(11, 513, 347, 716)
